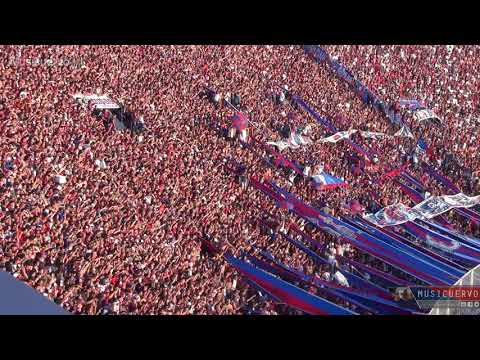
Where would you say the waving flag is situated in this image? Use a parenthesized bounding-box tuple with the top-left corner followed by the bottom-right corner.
(269, 181, 325, 221)
(286, 240, 396, 300)
(337, 252, 412, 288)
(311, 171, 348, 190)
(418, 163, 480, 223)
(414, 109, 442, 124)
(266, 147, 304, 176)
(370, 181, 480, 227)
(413, 193, 480, 219)
(395, 180, 426, 203)
(292, 94, 377, 160)
(455, 208, 480, 225)
(303, 45, 328, 63)
(400, 171, 426, 192)
(281, 233, 329, 266)
(318, 130, 390, 142)
(224, 253, 356, 315)
(304, 46, 404, 127)
(381, 165, 408, 181)
(316, 211, 458, 285)
(267, 139, 298, 151)
(261, 235, 402, 302)
(319, 130, 357, 143)
(290, 222, 327, 252)
(395, 180, 454, 228)
(360, 131, 390, 139)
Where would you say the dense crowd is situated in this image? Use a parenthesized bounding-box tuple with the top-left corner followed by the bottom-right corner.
(1, 45, 479, 315)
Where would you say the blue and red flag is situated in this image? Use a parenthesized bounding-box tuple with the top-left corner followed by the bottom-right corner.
(380, 165, 407, 181)
(303, 45, 328, 63)
(311, 171, 348, 190)
(418, 219, 480, 250)
(291, 95, 338, 133)
(224, 252, 356, 315)
(395, 180, 425, 203)
(281, 233, 329, 266)
(256, 248, 417, 315)
(359, 217, 467, 272)
(455, 208, 480, 225)
(401, 221, 480, 266)
(267, 182, 458, 285)
(344, 217, 465, 279)
(267, 146, 304, 176)
(337, 252, 412, 288)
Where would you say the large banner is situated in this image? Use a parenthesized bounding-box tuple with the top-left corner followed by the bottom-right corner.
(365, 193, 480, 227)
(319, 130, 391, 143)
(266, 181, 459, 285)
(74, 94, 120, 110)
(303, 45, 405, 127)
(224, 252, 356, 315)
(304, 45, 328, 63)
(364, 204, 416, 227)
(319, 130, 357, 143)
(414, 108, 441, 123)
(267, 128, 310, 150)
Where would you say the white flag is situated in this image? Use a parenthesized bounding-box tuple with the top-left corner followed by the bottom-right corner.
(319, 130, 357, 143)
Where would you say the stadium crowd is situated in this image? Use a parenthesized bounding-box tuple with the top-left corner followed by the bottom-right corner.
(1, 45, 479, 315)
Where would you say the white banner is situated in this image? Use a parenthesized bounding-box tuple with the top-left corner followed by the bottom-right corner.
(364, 203, 416, 227)
(364, 193, 480, 227)
(74, 94, 120, 110)
(319, 129, 401, 143)
(414, 109, 441, 123)
(359, 131, 390, 139)
(319, 130, 358, 143)
(268, 129, 310, 150)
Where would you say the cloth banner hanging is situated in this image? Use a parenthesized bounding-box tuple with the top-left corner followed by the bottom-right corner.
(365, 193, 480, 227)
